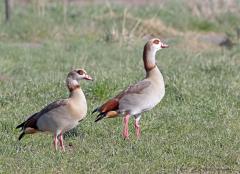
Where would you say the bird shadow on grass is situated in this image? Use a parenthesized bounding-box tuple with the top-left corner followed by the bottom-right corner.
(63, 127, 85, 141)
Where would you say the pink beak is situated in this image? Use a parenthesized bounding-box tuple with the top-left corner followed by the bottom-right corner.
(161, 43, 169, 48)
(84, 74, 93, 81)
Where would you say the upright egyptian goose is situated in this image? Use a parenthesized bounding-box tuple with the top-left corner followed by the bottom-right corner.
(93, 38, 168, 139)
(16, 69, 92, 151)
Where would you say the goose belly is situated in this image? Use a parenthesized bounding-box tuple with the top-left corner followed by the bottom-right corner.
(118, 88, 164, 115)
(37, 107, 79, 133)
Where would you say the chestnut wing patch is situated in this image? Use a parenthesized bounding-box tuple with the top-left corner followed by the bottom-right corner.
(99, 99, 119, 113)
(93, 81, 151, 119)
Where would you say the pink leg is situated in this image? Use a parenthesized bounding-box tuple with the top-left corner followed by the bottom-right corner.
(134, 115, 141, 139)
(58, 132, 65, 152)
(53, 133, 58, 151)
(122, 114, 130, 139)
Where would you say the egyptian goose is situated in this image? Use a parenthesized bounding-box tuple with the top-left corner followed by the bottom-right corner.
(16, 69, 92, 151)
(93, 38, 168, 139)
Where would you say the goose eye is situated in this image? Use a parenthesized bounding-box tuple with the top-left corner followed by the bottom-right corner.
(77, 70, 84, 75)
(153, 40, 160, 44)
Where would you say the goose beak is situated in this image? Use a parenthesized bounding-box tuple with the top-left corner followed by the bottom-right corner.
(84, 74, 93, 81)
(161, 43, 169, 48)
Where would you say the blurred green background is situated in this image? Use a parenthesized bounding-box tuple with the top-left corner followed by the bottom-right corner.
(0, 0, 240, 173)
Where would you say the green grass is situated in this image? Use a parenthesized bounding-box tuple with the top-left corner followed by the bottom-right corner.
(0, 1, 240, 173)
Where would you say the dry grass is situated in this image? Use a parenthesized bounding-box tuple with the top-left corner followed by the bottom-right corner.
(185, 0, 240, 19)
(95, 8, 182, 43)
(137, 18, 183, 38)
(178, 32, 221, 52)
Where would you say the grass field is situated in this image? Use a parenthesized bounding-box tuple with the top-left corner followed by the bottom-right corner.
(0, 1, 240, 173)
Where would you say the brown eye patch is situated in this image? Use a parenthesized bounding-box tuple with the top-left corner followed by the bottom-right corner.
(77, 70, 84, 75)
(153, 39, 160, 44)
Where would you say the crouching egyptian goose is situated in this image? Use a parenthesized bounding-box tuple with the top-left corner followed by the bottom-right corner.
(16, 69, 92, 151)
(93, 38, 168, 139)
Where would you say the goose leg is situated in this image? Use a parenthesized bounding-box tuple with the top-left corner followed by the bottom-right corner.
(58, 131, 65, 152)
(134, 115, 141, 139)
(53, 133, 58, 151)
(123, 114, 130, 139)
